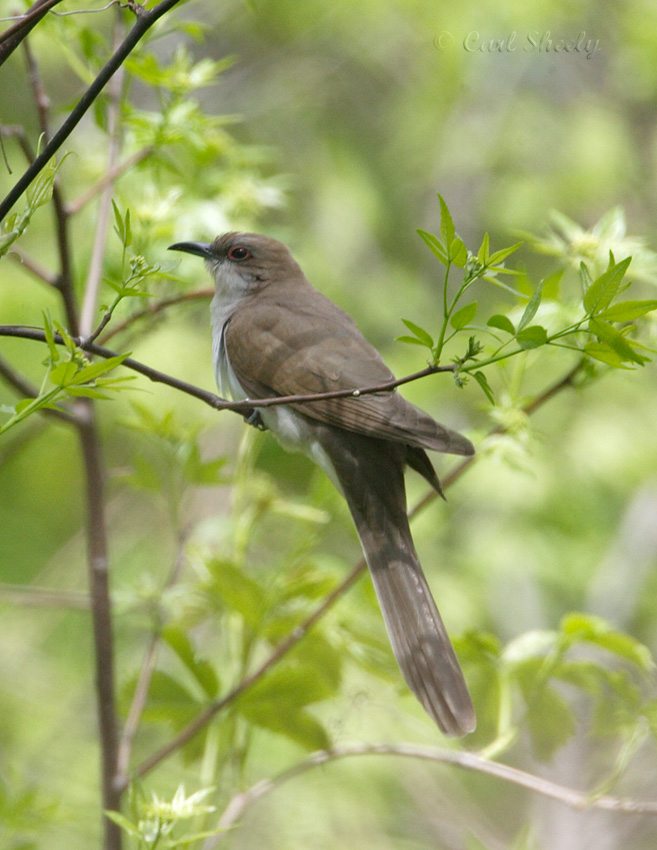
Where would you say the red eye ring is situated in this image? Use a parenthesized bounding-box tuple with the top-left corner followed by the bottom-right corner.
(227, 246, 251, 261)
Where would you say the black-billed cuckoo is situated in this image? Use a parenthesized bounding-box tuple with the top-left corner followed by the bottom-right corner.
(169, 232, 476, 736)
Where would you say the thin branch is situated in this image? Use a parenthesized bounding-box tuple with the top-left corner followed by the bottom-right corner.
(213, 742, 657, 840)
(66, 146, 154, 216)
(0, 324, 455, 414)
(98, 289, 213, 345)
(0, 0, 64, 63)
(9, 245, 59, 286)
(0, 0, 184, 222)
(0, 583, 90, 609)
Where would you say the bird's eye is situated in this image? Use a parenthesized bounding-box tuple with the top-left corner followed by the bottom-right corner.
(227, 246, 251, 261)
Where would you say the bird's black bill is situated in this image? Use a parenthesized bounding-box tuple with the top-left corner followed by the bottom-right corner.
(168, 241, 214, 258)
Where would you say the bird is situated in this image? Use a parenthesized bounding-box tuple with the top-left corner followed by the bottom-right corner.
(169, 232, 476, 736)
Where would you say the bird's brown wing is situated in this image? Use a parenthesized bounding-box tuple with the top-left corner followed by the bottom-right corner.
(224, 285, 473, 457)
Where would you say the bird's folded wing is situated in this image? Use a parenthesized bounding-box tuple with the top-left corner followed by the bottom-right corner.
(224, 288, 473, 457)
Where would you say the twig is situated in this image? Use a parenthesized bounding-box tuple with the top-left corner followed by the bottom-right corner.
(66, 146, 154, 216)
(0, 583, 90, 609)
(0, 0, 184, 222)
(98, 289, 214, 344)
(0, 0, 64, 63)
(9, 245, 59, 286)
(213, 742, 657, 840)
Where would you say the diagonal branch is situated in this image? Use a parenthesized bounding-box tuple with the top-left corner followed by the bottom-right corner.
(0, 0, 64, 64)
(0, 0, 184, 222)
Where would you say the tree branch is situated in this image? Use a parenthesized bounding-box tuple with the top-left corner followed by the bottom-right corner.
(0, 0, 184, 222)
(0, 0, 64, 64)
(0, 324, 455, 414)
(97, 289, 213, 345)
(213, 742, 657, 840)
(74, 400, 122, 850)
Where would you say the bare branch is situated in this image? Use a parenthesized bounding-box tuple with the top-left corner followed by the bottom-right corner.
(0, 583, 90, 609)
(98, 289, 213, 345)
(213, 742, 657, 840)
(9, 245, 59, 286)
(66, 147, 154, 216)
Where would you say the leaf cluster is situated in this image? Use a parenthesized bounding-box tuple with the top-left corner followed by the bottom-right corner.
(398, 197, 657, 403)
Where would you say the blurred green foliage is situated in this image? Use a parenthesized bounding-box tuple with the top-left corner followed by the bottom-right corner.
(2, 1, 657, 849)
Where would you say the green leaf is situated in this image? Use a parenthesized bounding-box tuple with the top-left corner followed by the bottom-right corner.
(401, 318, 434, 347)
(517, 280, 543, 331)
(112, 200, 125, 242)
(42, 310, 60, 363)
(417, 229, 448, 264)
(561, 613, 655, 672)
(579, 261, 593, 291)
(584, 341, 632, 368)
(473, 370, 495, 403)
(161, 625, 220, 699)
(487, 241, 523, 266)
(487, 314, 515, 335)
(598, 299, 657, 322)
(104, 811, 142, 839)
(68, 354, 129, 385)
(138, 671, 201, 727)
(206, 559, 266, 627)
(449, 237, 468, 267)
(526, 682, 576, 761)
(450, 302, 477, 330)
(583, 256, 632, 315)
(49, 361, 79, 386)
(477, 232, 490, 265)
(438, 194, 455, 245)
(396, 335, 429, 347)
(516, 325, 548, 349)
(589, 318, 649, 365)
(541, 268, 564, 299)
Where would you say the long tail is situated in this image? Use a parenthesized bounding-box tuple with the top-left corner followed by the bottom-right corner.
(319, 427, 476, 736)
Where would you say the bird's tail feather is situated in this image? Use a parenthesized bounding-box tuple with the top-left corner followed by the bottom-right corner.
(353, 512, 475, 736)
(319, 425, 475, 736)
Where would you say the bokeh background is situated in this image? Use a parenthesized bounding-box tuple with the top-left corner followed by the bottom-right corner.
(2, 0, 657, 847)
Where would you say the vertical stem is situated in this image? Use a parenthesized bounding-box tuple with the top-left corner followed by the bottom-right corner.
(76, 399, 122, 850)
